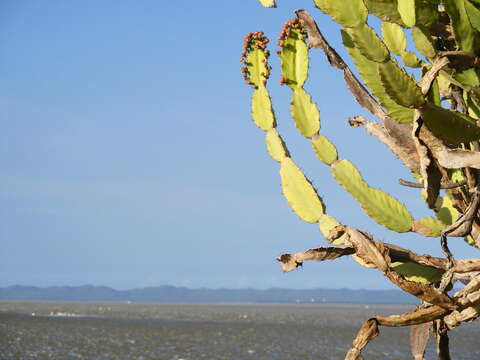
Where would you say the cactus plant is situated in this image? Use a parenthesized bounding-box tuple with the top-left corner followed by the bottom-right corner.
(244, 1, 480, 359)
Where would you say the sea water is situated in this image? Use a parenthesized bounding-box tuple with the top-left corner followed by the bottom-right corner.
(0, 301, 479, 360)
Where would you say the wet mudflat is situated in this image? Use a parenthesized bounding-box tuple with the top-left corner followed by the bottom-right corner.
(0, 301, 479, 360)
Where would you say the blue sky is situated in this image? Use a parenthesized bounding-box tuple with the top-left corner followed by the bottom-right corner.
(1, 0, 475, 290)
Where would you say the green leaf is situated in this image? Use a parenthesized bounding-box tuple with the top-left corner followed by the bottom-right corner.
(265, 129, 289, 162)
(342, 30, 415, 123)
(412, 27, 436, 59)
(390, 261, 444, 284)
(290, 88, 320, 138)
(412, 217, 446, 237)
(331, 159, 413, 232)
(421, 103, 480, 145)
(346, 24, 390, 62)
(319, 215, 347, 245)
(465, 0, 480, 31)
(280, 28, 308, 89)
(280, 158, 325, 223)
(251, 86, 275, 131)
(397, 0, 416, 27)
(317, 0, 368, 27)
(444, 0, 476, 52)
(381, 22, 406, 55)
(311, 135, 338, 165)
(379, 60, 424, 108)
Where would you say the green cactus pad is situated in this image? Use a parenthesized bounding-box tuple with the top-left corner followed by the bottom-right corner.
(331, 159, 413, 232)
(257, 0, 276, 7)
(280, 28, 308, 89)
(436, 196, 459, 226)
(251, 87, 276, 131)
(401, 51, 421, 68)
(420, 103, 480, 145)
(319, 215, 347, 245)
(390, 261, 444, 284)
(381, 22, 406, 56)
(455, 69, 480, 88)
(280, 158, 325, 223)
(290, 88, 320, 138)
(311, 134, 338, 165)
(465, 0, 480, 31)
(412, 217, 446, 237)
(397, 0, 415, 27)
(346, 24, 390, 63)
(316, 0, 368, 27)
(379, 60, 425, 108)
(246, 48, 268, 88)
(444, 0, 475, 52)
(265, 129, 289, 162)
(412, 27, 436, 59)
(313, 0, 332, 13)
(342, 30, 414, 123)
(364, 0, 404, 25)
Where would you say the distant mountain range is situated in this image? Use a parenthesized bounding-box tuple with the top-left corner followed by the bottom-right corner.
(0, 285, 418, 304)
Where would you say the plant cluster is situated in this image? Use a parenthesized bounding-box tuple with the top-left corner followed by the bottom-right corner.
(241, 0, 480, 358)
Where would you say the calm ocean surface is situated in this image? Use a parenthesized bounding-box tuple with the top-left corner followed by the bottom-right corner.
(0, 301, 479, 360)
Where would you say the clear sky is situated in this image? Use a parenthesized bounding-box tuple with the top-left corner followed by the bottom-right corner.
(1, 0, 476, 290)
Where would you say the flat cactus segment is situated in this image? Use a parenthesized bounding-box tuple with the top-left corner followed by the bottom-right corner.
(316, 0, 368, 27)
(265, 129, 289, 162)
(455, 69, 480, 88)
(364, 0, 404, 25)
(412, 217, 446, 237)
(342, 30, 414, 123)
(397, 0, 416, 27)
(381, 22, 406, 56)
(401, 51, 421, 68)
(290, 88, 320, 138)
(444, 0, 476, 52)
(331, 159, 413, 232)
(436, 196, 459, 225)
(420, 103, 480, 145)
(279, 24, 308, 89)
(412, 27, 436, 59)
(390, 261, 444, 284)
(280, 158, 325, 223)
(319, 215, 347, 244)
(313, 0, 332, 13)
(379, 60, 425, 108)
(346, 24, 390, 63)
(257, 0, 276, 7)
(241, 32, 271, 89)
(246, 49, 268, 88)
(311, 134, 338, 165)
(465, 0, 480, 31)
(252, 87, 276, 131)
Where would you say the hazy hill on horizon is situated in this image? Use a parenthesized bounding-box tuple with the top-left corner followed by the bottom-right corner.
(0, 285, 418, 304)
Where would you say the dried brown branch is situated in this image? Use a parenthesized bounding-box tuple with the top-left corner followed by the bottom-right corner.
(349, 115, 420, 173)
(419, 56, 450, 95)
(434, 320, 451, 360)
(276, 246, 354, 272)
(345, 319, 379, 360)
(412, 111, 442, 208)
(410, 322, 431, 360)
(398, 178, 467, 189)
